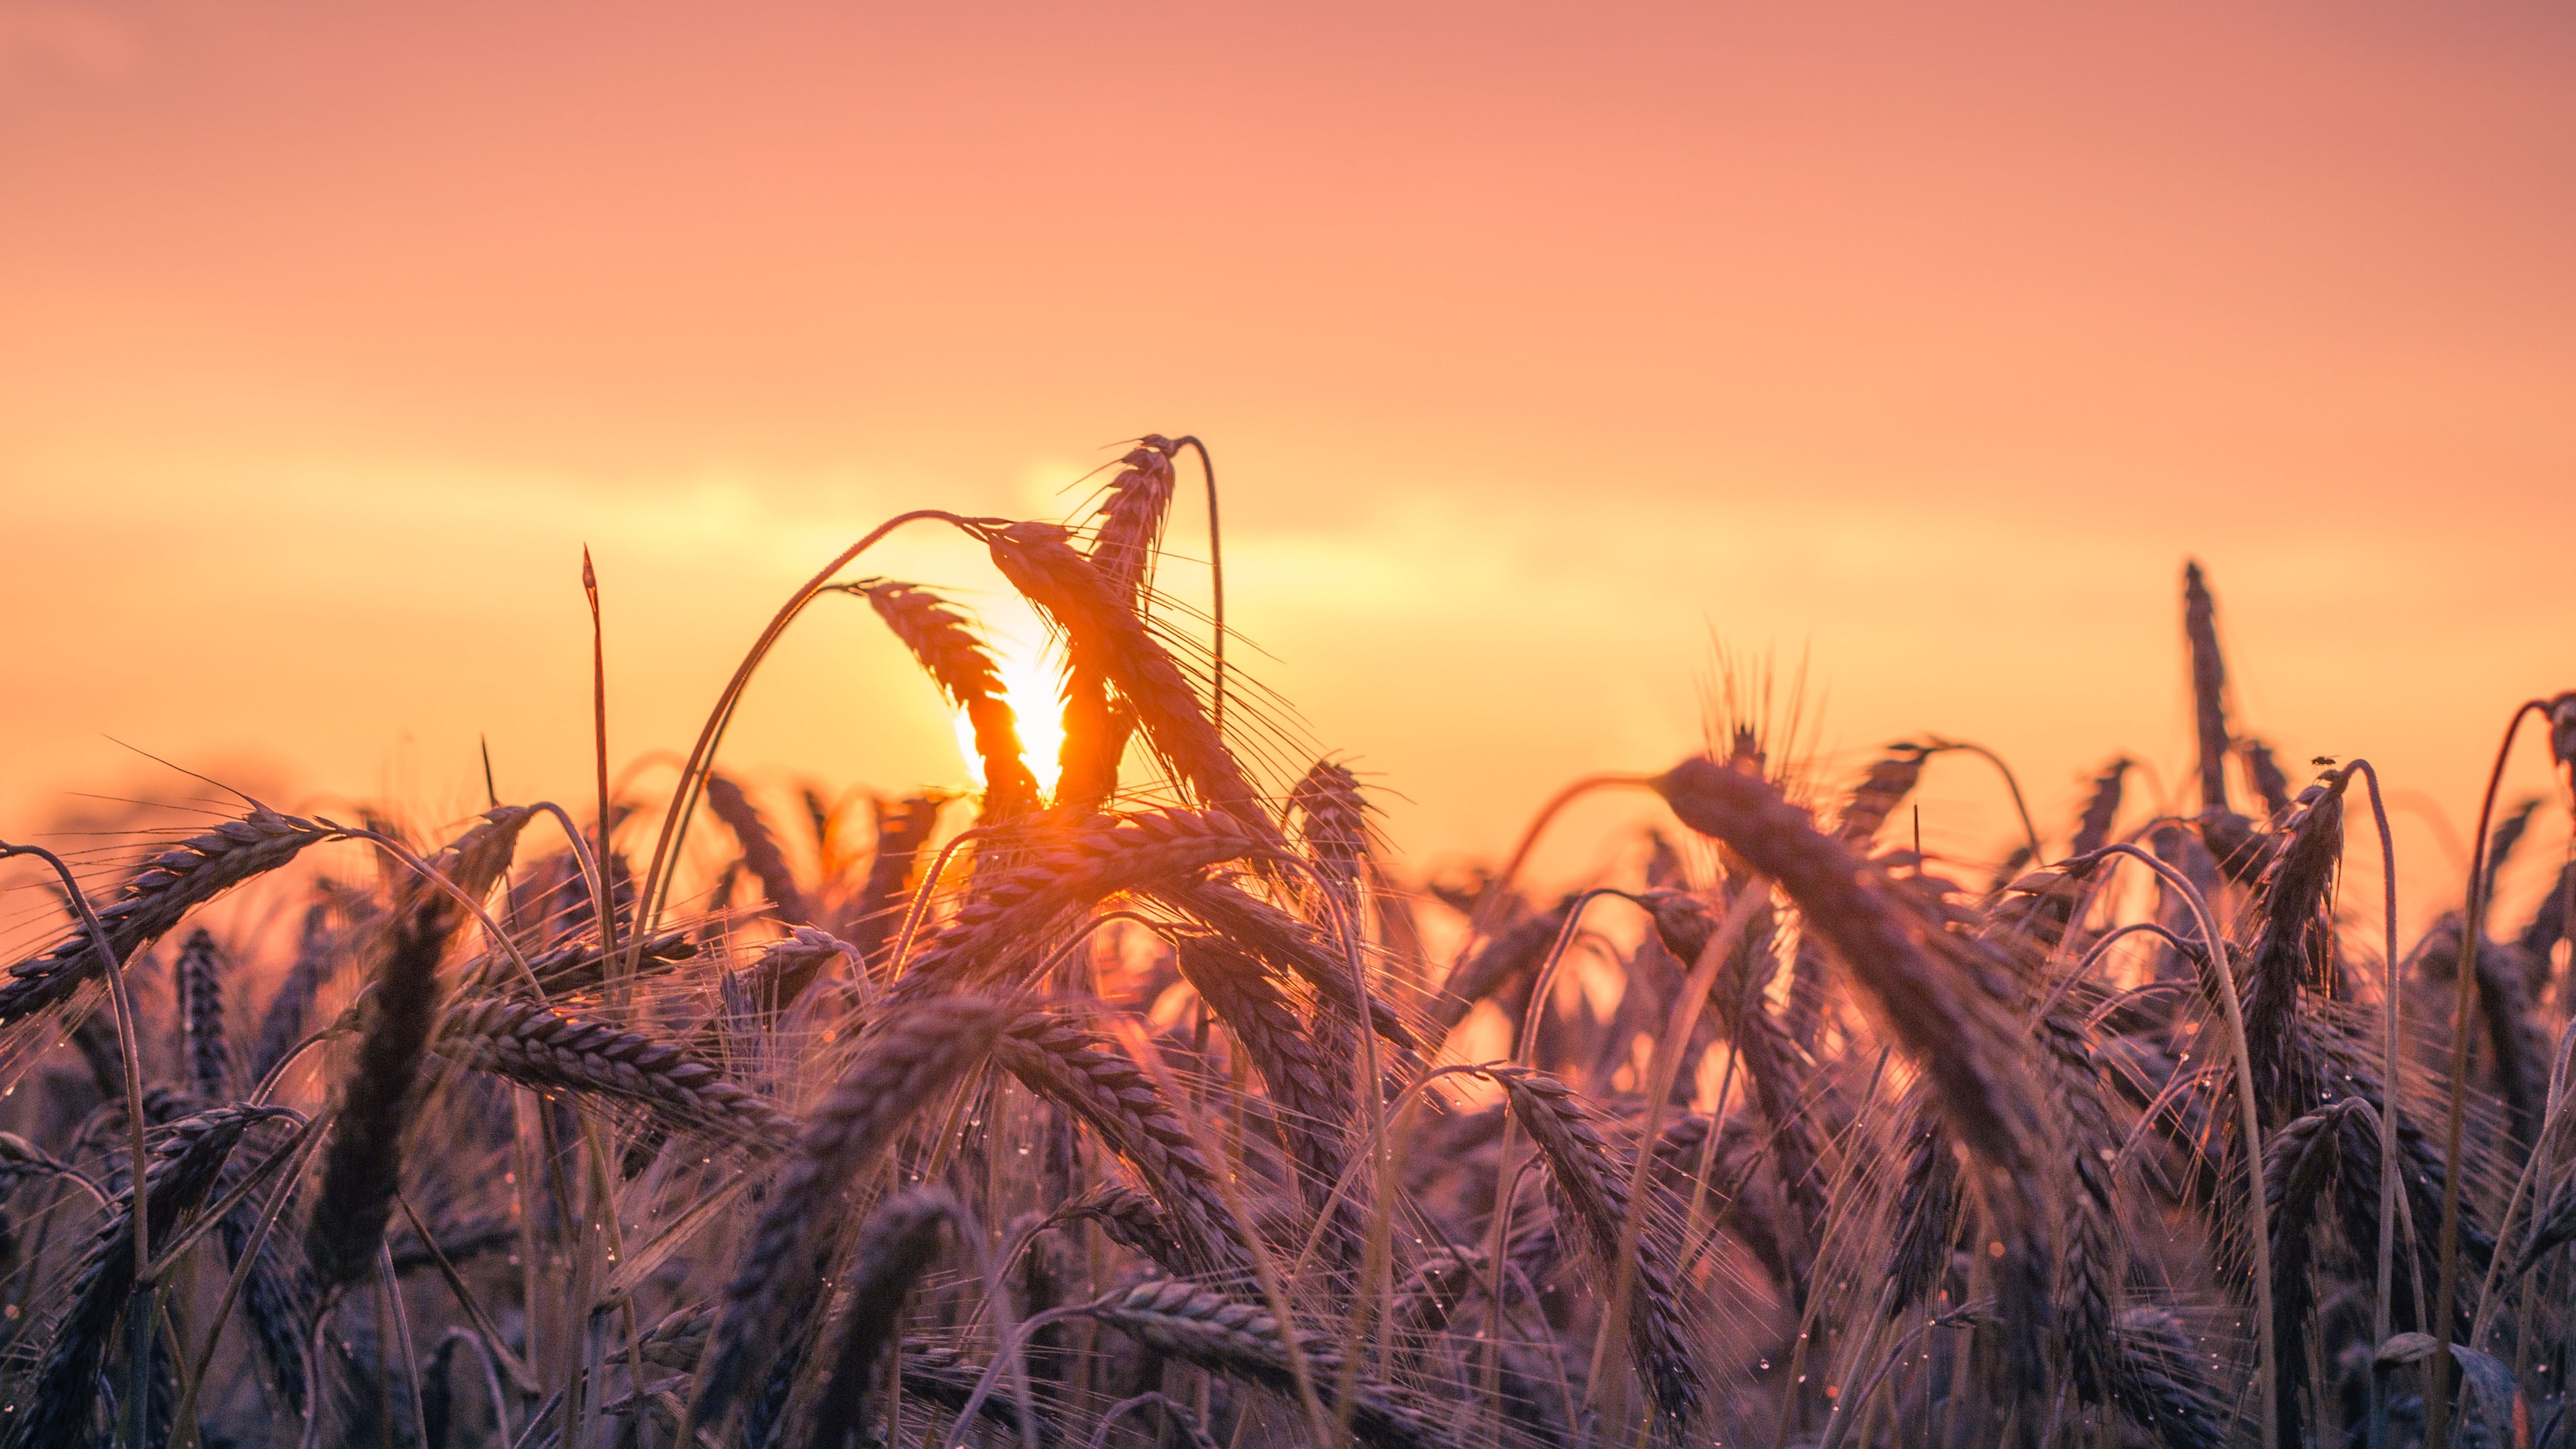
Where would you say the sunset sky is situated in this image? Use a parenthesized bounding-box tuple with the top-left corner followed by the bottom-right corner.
(4, 1, 2571, 922)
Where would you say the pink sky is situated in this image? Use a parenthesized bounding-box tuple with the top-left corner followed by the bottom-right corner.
(4, 1, 2571, 920)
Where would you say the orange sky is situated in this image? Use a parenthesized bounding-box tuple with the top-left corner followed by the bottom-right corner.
(4, 1, 2572, 922)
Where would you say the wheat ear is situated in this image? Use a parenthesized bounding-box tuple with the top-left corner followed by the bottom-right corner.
(991, 1009, 1247, 1276)
(2070, 757, 2133, 857)
(893, 808, 1275, 1002)
(303, 886, 460, 1293)
(252, 904, 340, 1087)
(1156, 874, 1421, 1051)
(7, 1106, 285, 1449)
(692, 994, 1013, 1433)
(846, 580, 1042, 822)
(1432, 896, 1573, 1038)
(1, 809, 344, 1028)
(432, 995, 800, 1149)
(1483, 1063, 1703, 1436)
(2182, 561, 2232, 814)
(2109, 1306, 2228, 1449)
(1174, 932, 1358, 1248)
(2239, 769, 2348, 1124)
(1076, 1280, 1455, 1449)
(849, 796, 945, 963)
(804, 1187, 959, 1449)
(1289, 757, 1371, 930)
(1054, 1181, 1187, 1274)
(1650, 756, 2057, 1413)
(982, 521, 1277, 845)
(2264, 1097, 2371, 1448)
(1057, 444, 1176, 809)
(1837, 742, 1934, 843)
(175, 928, 235, 1102)
(704, 774, 813, 925)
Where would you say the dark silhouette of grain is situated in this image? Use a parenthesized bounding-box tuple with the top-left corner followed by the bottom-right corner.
(3, 446, 2556, 1449)
(302, 885, 460, 1292)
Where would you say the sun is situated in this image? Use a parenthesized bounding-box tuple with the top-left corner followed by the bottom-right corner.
(951, 621, 1066, 803)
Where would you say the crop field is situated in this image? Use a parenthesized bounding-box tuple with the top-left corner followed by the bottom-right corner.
(0, 436, 2569, 1449)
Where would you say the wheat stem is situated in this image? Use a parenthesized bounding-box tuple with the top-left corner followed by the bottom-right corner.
(0, 841, 156, 1322)
(1456, 773, 1660, 965)
(635, 508, 989, 947)
(164, 1109, 331, 1449)
(2090, 842, 2275, 1449)
(2427, 701, 2553, 1449)
(1103, 1015, 1338, 1449)
(1923, 737, 2047, 863)
(1582, 879, 1768, 1438)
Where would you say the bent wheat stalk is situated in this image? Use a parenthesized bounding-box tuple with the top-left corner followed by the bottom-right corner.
(1164, 434, 1226, 733)
(0, 835, 158, 1425)
(2426, 697, 2557, 1449)
(1, 814, 344, 1028)
(2086, 839, 2276, 1449)
(1454, 773, 1659, 961)
(635, 508, 991, 948)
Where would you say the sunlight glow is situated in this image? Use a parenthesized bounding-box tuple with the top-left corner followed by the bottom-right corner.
(952, 624, 1067, 803)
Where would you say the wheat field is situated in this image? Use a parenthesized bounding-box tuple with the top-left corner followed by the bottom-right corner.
(0, 435, 2569, 1449)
